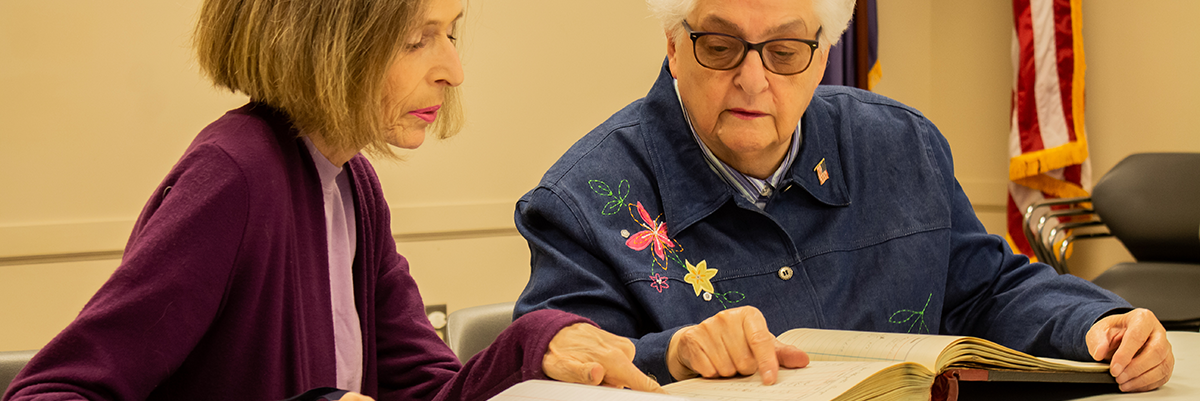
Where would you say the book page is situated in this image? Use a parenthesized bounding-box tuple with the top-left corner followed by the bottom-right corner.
(663, 361, 900, 401)
(776, 328, 1110, 375)
(947, 340, 1110, 372)
(777, 328, 961, 372)
(490, 380, 690, 401)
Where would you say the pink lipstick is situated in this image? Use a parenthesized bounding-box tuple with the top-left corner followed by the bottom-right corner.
(409, 105, 440, 123)
(729, 108, 767, 120)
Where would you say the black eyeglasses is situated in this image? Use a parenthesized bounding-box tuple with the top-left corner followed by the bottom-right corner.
(682, 20, 822, 76)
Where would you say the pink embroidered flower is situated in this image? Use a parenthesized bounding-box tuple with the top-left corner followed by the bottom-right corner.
(625, 201, 676, 261)
(650, 273, 669, 293)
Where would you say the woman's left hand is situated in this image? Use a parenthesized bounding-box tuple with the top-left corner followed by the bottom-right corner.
(542, 323, 665, 393)
(1087, 308, 1174, 392)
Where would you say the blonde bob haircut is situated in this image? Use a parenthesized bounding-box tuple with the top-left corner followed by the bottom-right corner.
(194, 0, 463, 159)
(647, 0, 855, 49)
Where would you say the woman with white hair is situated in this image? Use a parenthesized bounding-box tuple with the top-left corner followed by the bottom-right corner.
(515, 0, 1171, 393)
(647, 0, 854, 47)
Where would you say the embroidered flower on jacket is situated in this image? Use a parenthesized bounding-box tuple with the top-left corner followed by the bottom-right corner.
(649, 273, 670, 293)
(684, 259, 717, 297)
(625, 201, 677, 262)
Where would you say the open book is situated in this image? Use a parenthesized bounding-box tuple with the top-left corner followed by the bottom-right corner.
(491, 328, 1114, 401)
(663, 328, 1114, 401)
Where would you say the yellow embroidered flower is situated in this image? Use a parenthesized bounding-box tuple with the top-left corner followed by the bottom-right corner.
(684, 259, 717, 297)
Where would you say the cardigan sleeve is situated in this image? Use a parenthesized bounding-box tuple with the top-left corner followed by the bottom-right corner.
(370, 255, 462, 401)
(4, 143, 250, 401)
(370, 253, 592, 401)
(431, 309, 593, 401)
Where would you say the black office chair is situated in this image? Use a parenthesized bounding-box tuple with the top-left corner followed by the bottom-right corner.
(0, 349, 38, 396)
(1024, 153, 1200, 331)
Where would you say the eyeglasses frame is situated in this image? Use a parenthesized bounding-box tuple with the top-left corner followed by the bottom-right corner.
(681, 20, 822, 76)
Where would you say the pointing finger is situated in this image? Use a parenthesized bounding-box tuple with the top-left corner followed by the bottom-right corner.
(741, 308, 781, 385)
(598, 357, 666, 393)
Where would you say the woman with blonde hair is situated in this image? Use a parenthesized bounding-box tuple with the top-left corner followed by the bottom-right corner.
(2, 0, 661, 400)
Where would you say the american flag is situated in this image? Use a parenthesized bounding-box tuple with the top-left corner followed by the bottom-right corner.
(814, 158, 829, 186)
(1006, 0, 1092, 260)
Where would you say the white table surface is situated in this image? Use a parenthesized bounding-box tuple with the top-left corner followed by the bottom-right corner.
(1078, 331, 1198, 400)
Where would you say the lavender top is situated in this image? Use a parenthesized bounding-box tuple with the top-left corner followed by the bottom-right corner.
(303, 136, 364, 392)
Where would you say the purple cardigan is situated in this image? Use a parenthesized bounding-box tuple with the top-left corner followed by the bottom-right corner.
(4, 103, 588, 401)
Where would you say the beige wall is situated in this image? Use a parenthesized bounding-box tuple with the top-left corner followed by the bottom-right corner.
(2, 0, 1198, 352)
(873, 0, 1013, 250)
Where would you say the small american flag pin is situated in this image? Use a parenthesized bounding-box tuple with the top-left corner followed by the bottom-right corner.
(814, 158, 829, 185)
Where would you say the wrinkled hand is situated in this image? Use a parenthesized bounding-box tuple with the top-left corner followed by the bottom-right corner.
(1086, 308, 1173, 392)
(543, 323, 664, 393)
(668, 306, 809, 385)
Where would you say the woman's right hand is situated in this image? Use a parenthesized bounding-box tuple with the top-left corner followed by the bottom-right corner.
(542, 323, 665, 393)
(667, 306, 809, 385)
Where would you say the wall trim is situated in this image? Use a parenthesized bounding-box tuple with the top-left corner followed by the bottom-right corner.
(0, 187, 1010, 264)
(0, 201, 520, 264)
(0, 251, 125, 267)
(394, 228, 519, 243)
(0, 220, 133, 260)
(389, 201, 516, 236)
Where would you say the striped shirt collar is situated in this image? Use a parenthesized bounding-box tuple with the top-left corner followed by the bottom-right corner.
(673, 79, 802, 209)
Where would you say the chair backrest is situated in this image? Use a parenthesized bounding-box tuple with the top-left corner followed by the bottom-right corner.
(0, 349, 38, 396)
(1092, 153, 1200, 263)
(445, 302, 515, 363)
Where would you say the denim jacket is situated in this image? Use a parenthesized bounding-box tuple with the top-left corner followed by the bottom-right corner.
(514, 61, 1129, 384)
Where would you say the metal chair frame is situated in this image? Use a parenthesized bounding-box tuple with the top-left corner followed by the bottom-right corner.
(1022, 197, 1109, 274)
(1019, 153, 1200, 331)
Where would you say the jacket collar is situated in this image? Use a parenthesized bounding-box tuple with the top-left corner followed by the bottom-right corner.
(788, 91, 851, 208)
(640, 59, 850, 235)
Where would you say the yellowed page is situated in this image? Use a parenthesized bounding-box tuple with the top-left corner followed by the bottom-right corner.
(663, 361, 900, 401)
(946, 340, 1109, 372)
(776, 328, 961, 371)
(490, 380, 690, 401)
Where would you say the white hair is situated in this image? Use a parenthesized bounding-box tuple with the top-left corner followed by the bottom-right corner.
(646, 0, 856, 48)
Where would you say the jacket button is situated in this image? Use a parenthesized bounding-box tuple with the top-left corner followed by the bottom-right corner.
(778, 266, 794, 280)
(647, 373, 657, 383)
(702, 292, 713, 301)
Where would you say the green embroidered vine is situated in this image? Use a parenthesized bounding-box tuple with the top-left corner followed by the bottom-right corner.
(888, 293, 932, 333)
(713, 290, 746, 309)
(588, 179, 629, 215)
